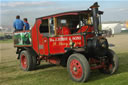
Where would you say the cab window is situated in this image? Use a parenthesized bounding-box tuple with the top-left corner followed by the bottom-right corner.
(39, 19, 49, 36)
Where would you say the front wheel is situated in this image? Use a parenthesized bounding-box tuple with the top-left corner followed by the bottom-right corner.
(99, 49, 119, 74)
(67, 53, 90, 82)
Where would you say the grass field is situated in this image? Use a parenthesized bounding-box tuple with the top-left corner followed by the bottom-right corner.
(0, 39, 13, 43)
(0, 34, 128, 85)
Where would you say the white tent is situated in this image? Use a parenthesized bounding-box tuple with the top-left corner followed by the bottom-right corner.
(0, 26, 3, 29)
(121, 28, 127, 31)
(0, 26, 4, 31)
(102, 23, 121, 34)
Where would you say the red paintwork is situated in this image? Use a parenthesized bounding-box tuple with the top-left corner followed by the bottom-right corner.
(47, 57, 60, 64)
(70, 59, 83, 79)
(31, 19, 42, 55)
(32, 28, 87, 55)
(77, 26, 89, 33)
(42, 37, 49, 55)
(77, 26, 94, 38)
(21, 54, 27, 69)
(57, 26, 71, 35)
(49, 35, 84, 54)
(31, 22, 95, 56)
(31, 22, 39, 54)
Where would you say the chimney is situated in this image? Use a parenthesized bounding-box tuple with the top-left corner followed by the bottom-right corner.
(90, 2, 99, 36)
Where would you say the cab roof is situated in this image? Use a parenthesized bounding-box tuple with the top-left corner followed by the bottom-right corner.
(37, 9, 103, 20)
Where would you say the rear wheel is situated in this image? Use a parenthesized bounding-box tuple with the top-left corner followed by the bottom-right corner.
(99, 49, 119, 74)
(67, 53, 90, 82)
(20, 50, 37, 71)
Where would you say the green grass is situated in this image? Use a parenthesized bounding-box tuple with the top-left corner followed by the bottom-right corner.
(0, 52, 128, 85)
(0, 39, 13, 43)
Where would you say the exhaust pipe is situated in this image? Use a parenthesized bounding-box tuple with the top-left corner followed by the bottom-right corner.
(90, 2, 99, 36)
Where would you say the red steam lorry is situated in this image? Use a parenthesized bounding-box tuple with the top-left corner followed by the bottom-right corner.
(14, 2, 119, 82)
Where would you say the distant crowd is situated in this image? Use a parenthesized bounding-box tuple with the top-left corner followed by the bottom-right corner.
(13, 15, 30, 32)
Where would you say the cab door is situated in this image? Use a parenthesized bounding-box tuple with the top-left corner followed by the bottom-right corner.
(38, 19, 49, 55)
(32, 17, 57, 56)
(39, 17, 57, 55)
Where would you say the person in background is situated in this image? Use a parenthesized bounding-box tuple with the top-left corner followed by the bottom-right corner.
(23, 18, 30, 30)
(13, 15, 24, 32)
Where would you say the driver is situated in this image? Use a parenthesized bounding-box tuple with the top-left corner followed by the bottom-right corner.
(57, 19, 71, 35)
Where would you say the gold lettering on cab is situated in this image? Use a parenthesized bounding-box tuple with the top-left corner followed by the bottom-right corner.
(50, 36, 81, 42)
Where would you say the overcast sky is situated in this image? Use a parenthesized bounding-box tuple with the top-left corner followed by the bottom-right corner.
(1, 0, 128, 27)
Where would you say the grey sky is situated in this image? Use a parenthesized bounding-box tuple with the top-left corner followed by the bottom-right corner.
(1, 0, 128, 27)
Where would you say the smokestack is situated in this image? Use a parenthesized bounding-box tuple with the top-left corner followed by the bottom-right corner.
(90, 2, 99, 36)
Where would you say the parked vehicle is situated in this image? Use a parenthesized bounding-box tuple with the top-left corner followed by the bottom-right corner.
(13, 2, 119, 82)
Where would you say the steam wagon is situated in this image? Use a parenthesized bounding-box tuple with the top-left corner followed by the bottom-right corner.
(13, 2, 119, 82)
